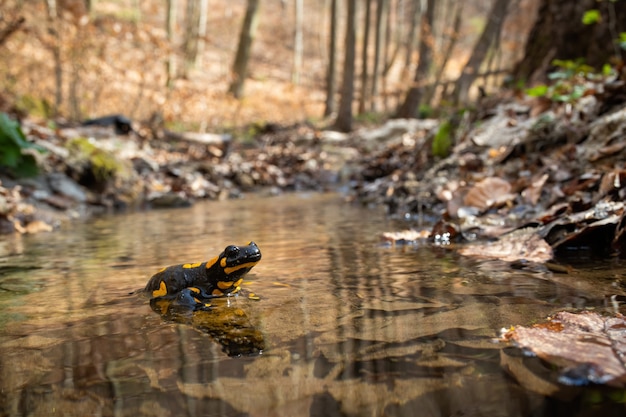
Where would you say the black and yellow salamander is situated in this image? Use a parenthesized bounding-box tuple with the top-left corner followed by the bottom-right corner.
(144, 242, 261, 303)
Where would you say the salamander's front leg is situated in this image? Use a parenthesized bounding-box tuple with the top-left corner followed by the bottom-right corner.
(174, 287, 213, 309)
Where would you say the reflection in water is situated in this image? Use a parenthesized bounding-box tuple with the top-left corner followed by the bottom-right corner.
(0, 193, 625, 416)
(150, 295, 265, 356)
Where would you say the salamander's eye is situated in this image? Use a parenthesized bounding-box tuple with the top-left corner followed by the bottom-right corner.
(224, 245, 239, 258)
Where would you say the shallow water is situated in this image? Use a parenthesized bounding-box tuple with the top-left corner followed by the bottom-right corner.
(0, 193, 625, 416)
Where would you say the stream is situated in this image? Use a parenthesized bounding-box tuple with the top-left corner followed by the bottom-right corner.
(0, 193, 624, 416)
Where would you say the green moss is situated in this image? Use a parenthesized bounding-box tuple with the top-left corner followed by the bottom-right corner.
(14, 95, 52, 119)
(66, 138, 130, 183)
(432, 120, 452, 158)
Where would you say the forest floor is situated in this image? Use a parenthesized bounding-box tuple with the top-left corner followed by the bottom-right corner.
(3, 70, 626, 265)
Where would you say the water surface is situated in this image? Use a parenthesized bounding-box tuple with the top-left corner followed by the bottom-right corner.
(0, 193, 625, 416)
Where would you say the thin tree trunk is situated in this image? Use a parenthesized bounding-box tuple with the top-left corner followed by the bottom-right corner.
(0, 15, 24, 46)
(292, 0, 303, 84)
(451, 0, 508, 105)
(358, 0, 372, 114)
(402, 0, 420, 77)
(45, 0, 62, 115)
(381, 0, 395, 111)
(370, 0, 388, 112)
(228, 0, 261, 99)
(395, 0, 434, 118)
(183, 0, 200, 74)
(166, 0, 177, 88)
(323, 0, 339, 117)
(334, 0, 357, 132)
(196, 0, 209, 68)
(426, 1, 462, 105)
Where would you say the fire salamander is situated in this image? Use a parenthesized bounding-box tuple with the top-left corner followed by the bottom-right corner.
(144, 242, 261, 306)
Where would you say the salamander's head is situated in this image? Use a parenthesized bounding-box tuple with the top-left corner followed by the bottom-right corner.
(206, 241, 261, 295)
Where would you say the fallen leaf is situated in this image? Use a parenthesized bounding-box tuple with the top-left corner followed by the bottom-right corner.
(381, 229, 431, 245)
(505, 311, 626, 388)
(521, 173, 548, 206)
(463, 177, 514, 211)
(459, 228, 553, 263)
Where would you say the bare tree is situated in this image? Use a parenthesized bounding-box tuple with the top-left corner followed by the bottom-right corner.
(0, 13, 24, 47)
(451, 0, 508, 105)
(183, 0, 200, 75)
(292, 0, 304, 84)
(166, 0, 177, 88)
(334, 0, 357, 132)
(371, 0, 389, 112)
(396, 0, 434, 118)
(228, 0, 261, 99)
(358, 0, 372, 114)
(427, 0, 462, 105)
(402, 0, 420, 77)
(44, 0, 63, 115)
(196, 0, 209, 68)
(324, 0, 339, 117)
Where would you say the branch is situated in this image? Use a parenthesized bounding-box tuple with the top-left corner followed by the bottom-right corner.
(0, 16, 25, 47)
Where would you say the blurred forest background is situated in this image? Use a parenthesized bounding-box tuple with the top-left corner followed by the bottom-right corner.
(0, 0, 622, 132)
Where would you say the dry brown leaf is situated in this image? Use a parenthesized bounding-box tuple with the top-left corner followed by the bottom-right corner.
(505, 311, 626, 387)
(459, 228, 553, 263)
(463, 177, 514, 211)
(381, 229, 431, 244)
(521, 173, 548, 205)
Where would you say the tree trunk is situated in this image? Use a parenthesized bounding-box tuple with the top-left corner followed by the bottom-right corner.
(292, 0, 304, 84)
(324, 0, 339, 117)
(0, 15, 25, 47)
(166, 0, 177, 88)
(334, 0, 357, 132)
(183, 0, 200, 74)
(451, 0, 508, 105)
(370, 0, 388, 112)
(402, 0, 420, 77)
(513, 0, 626, 85)
(395, 0, 434, 118)
(228, 0, 261, 99)
(427, 1, 462, 105)
(358, 0, 372, 114)
(45, 0, 62, 116)
(195, 0, 209, 68)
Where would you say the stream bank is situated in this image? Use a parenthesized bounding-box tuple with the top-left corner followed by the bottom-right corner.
(2, 78, 626, 263)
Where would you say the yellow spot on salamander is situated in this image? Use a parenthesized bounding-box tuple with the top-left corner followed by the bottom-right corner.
(231, 286, 241, 294)
(205, 256, 219, 269)
(183, 262, 202, 269)
(152, 281, 168, 298)
(217, 281, 234, 290)
(212, 289, 223, 296)
(224, 261, 259, 275)
(234, 278, 244, 287)
(189, 287, 200, 294)
(158, 267, 167, 273)
(220, 257, 227, 268)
